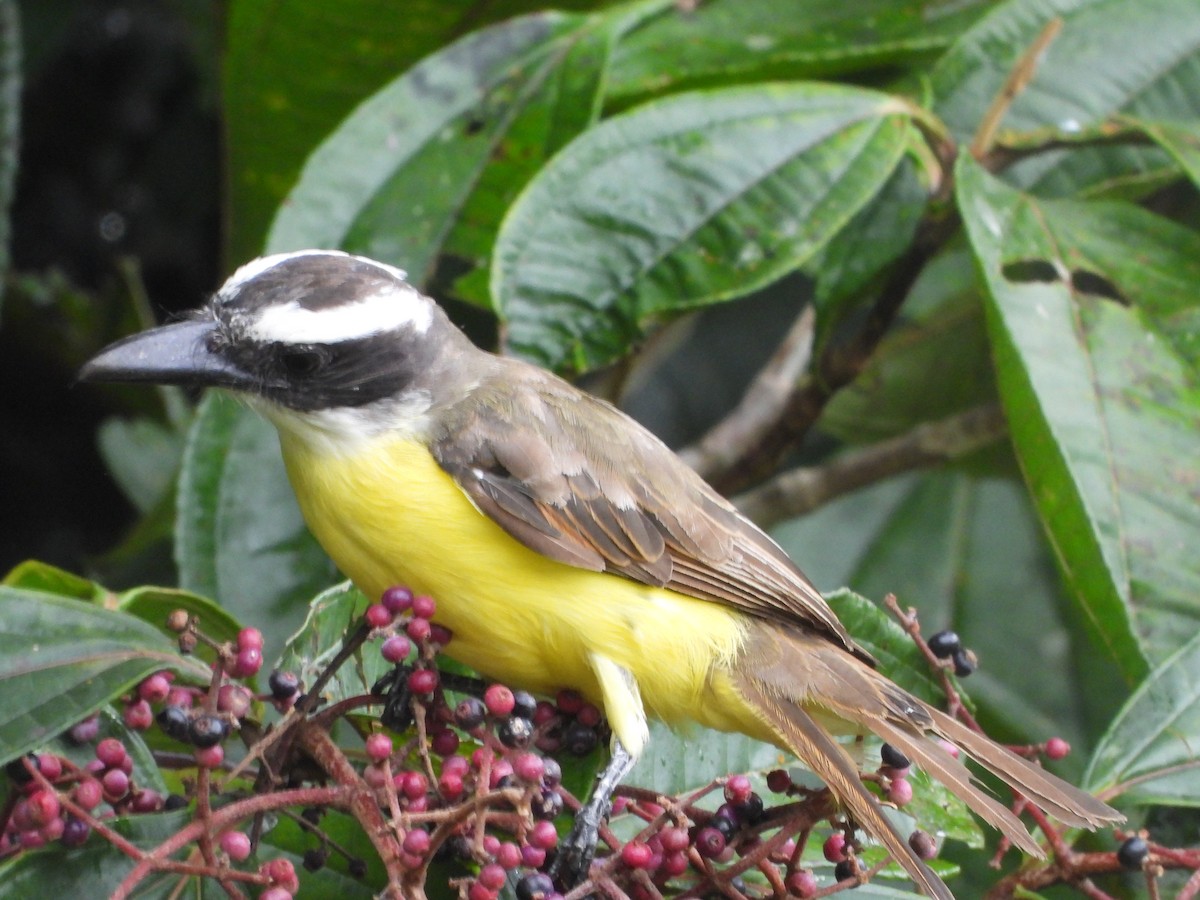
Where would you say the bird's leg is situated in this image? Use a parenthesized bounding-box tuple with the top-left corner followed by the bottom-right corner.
(550, 739, 637, 888)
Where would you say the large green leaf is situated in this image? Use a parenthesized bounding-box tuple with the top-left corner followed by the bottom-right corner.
(493, 82, 913, 371)
(222, 0, 615, 262)
(605, 0, 996, 105)
(0, 587, 208, 764)
(958, 156, 1200, 677)
(266, 7, 654, 299)
(932, 0, 1200, 196)
(1084, 630, 1200, 807)
(176, 393, 337, 653)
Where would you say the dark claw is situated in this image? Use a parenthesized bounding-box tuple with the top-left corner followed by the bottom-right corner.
(549, 740, 637, 889)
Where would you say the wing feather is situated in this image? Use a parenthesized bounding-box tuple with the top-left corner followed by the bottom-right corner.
(433, 362, 864, 658)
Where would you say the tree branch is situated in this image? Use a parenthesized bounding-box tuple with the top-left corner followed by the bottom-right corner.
(733, 404, 1007, 528)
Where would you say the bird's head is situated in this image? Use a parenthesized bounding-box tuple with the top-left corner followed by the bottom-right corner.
(81, 250, 482, 444)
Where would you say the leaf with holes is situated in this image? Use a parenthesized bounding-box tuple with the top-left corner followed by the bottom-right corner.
(958, 155, 1200, 677)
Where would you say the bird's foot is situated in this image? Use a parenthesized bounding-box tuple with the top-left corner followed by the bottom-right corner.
(549, 740, 637, 890)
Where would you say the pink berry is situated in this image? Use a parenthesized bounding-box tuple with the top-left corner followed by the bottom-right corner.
(131, 789, 163, 813)
(40, 818, 65, 842)
(365, 733, 393, 763)
(96, 738, 127, 769)
(125, 699, 154, 730)
(555, 689, 584, 714)
(937, 739, 960, 759)
(495, 842, 522, 869)
(1045, 737, 1071, 760)
(887, 776, 914, 806)
(166, 687, 195, 709)
(484, 684, 515, 717)
(26, 790, 60, 827)
(364, 763, 389, 790)
(512, 752, 545, 784)
(411, 594, 437, 619)
(364, 604, 392, 629)
(528, 820, 558, 850)
(823, 833, 847, 863)
(231, 646, 263, 678)
(259, 889, 293, 900)
(442, 754, 470, 776)
(660, 827, 690, 853)
(488, 759, 514, 788)
(74, 779, 103, 810)
(237, 627, 264, 651)
(521, 845, 547, 868)
(786, 870, 818, 897)
(431, 729, 459, 757)
(576, 703, 602, 727)
(468, 884, 497, 900)
(724, 774, 752, 804)
(405, 617, 432, 642)
(438, 772, 464, 800)
(621, 840, 654, 869)
(36, 754, 63, 783)
(220, 830, 252, 861)
(217, 684, 252, 718)
(399, 771, 428, 800)
(195, 744, 225, 769)
(381, 586, 414, 613)
(102, 769, 130, 801)
(138, 673, 172, 703)
(407, 668, 438, 694)
(381, 635, 411, 663)
(262, 858, 299, 891)
(403, 829, 431, 856)
(661, 850, 690, 877)
(479, 862, 508, 888)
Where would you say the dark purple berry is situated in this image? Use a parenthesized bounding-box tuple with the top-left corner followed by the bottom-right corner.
(694, 826, 726, 859)
(927, 630, 961, 658)
(348, 857, 368, 878)
(909, 830, 938, 860)
(455, 697, 487, 729)
(530, 787, 563, 820)
(952, 648, 976, 677)
(60, 818, 90, 847)
(4, 754, 37, 784)
(512, 690, 537, 719)
(189, 713, 229, 748)
(164, 793, 189, 811)
(269, 670, 301, 700)
(303, 848, 328, 871)
(541, 757, 562, 787)
(834, 860, 856, 882)
(735, 792, 765, 824)
(881, 743, 911, 770)
(516, 872, 555, 900)
(381, 586, 414, 613)
(1117, 836, 1149, 870)
(560, 720, 598, 756)
(766, 769, 791, 793)
(711, 806, 739, 839)
(157, 705, 190, 741)
(499, 716, 533, 749)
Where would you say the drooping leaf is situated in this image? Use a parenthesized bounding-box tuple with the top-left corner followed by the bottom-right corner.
(0, 587, 208, 764)
(3, 559, 103, 601)
(932, 0, 1200, 196)
(267, 7, 658, 300)
(176, 393, 337, 653)
(493, 82, 913, 371)
(958, 155, 1200, 676)
(1084, 629, 1200, 807)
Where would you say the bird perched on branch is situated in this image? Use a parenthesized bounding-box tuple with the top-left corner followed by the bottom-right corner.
(81, 250, 1120, 899)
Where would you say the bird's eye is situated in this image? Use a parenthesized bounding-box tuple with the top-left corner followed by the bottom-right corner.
(278, 346, 325, 377)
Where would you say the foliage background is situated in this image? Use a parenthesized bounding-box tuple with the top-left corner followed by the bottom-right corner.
(1, 0, 1199, 897)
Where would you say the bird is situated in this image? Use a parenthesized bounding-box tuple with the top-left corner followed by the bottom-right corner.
(80, 250, 1121, 899)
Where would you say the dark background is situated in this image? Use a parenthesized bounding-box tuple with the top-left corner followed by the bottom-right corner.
(3, 0, 218, 576)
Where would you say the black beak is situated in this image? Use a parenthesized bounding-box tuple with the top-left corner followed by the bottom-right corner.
(79, 319, 254, 390)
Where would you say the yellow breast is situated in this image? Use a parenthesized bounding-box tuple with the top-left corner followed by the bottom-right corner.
(277, 430, 769, 743)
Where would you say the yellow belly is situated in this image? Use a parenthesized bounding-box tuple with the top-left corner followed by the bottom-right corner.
(278, 431, 772, 744)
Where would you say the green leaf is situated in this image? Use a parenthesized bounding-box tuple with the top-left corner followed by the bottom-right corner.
(267, 7, 642, 299)
(1123, 115, 1200, 193)
(96, 416, 184, 514)
(176, 393, 337, 653)
(1084, 629, 1200, 807)
(3, 560, 103, 601)
(932, 0, 1200, 196)
(0, 587, 208, 764)
(958, 156, 1200, 674)
(628, 720, 785, 795)
(223, 0, 614, 261)
(0, 0, 17, 314)
(493, 82, 913, 371)
(116, 585, 243, 649)
(605, 0, 994, 105)
(275, 581, 384, 702)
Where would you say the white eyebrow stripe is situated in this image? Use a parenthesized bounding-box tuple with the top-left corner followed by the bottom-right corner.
(246, 284, 433, 343)
(220, 250, 343, 297)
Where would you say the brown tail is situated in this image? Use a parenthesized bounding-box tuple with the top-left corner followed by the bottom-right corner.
(730, 622, 1122, 898)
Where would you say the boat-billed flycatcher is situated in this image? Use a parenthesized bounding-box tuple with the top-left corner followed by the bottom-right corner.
(81, 250, 1120, 899)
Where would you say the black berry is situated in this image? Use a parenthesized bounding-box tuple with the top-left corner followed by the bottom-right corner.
(269, 669, 301, 700)
(881, 743, 911, 770)
(834, 860, 856, 882)
(454, 697, 487, 730)
(348, 857, 368, 878)
(157, 705, 191, 741)
(1117, 836, 1149, 870)
(516, 872, 555, 900)
(4, 754, 37, 784)
(952, 648, 976, 677)
(530, 787, 564, 820)
(735, 792, 765, 824)
(560, 720, 599, 756)
(303, 848, 328, 871)
(189, 713, 229, 748)
(927, 630, 961, 658)
(499, 716, 534, 749)
(512, 690, 538, 720)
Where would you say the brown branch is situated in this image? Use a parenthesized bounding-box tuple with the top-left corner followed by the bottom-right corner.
(680, 305, 815, 481)
(734, 404, 1007, 527)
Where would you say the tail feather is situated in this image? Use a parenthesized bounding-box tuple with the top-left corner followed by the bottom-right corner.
(733, 672, 954, 900)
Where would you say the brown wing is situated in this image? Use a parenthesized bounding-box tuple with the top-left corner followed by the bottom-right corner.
(431, 358, 869, 662)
